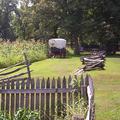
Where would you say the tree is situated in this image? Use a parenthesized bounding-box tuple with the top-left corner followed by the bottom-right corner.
(0, 0, 19, 41)
(88, 0, 120, 54)
(12, 0, 35, 40)
(31, 0, 85, 55)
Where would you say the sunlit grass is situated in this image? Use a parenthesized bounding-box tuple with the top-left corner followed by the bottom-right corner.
(30, 55, 120, 120)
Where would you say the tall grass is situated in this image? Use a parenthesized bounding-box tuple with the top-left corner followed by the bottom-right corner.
(0, 40, 47, 68)
(55, 99, 87, 120)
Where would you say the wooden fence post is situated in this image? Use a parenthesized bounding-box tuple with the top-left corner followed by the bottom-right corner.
(23, 53, 31, 80)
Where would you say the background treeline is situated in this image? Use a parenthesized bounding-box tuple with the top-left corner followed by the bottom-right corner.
(0, 0, 120, 55)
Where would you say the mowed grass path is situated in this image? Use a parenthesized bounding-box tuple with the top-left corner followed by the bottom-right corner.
(31, 56, 120, 120)
(31, 57, 81, 78)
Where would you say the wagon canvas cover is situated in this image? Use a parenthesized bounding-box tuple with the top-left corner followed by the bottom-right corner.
(49, 38, 66, 49)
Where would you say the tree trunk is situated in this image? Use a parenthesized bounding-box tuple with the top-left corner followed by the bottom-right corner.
(72, 33, 80, 55)
(52, 25, 58, 38)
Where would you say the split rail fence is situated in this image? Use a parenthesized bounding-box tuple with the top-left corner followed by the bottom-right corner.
(0, 53, 31, 84)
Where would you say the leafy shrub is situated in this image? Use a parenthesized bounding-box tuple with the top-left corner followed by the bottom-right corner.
(0, 111, 10, 120)
(14, 108, 39, 120)
(0, 109, 39, 120)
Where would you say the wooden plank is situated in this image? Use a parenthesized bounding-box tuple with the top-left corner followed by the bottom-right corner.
(16, 80, 20, 111)
(0, 71, 32, 81)
(51, 78, 55, 120)
(11, 80, 15, 114)
(68, 76, 73, 106)
(1, 81, 5, 111)
(26, 79, 30, 109)
(62, 76, 67, 117)
(31, 79, 35, 110)
(86, 75, 95, 120)
(57, 77, 61, 116)
(6, 80, 10, 112)
(36, 78, 40, 110)
(41, 78, 45, 120)
(20, 80, 25, 108)
(74, 77, 78, 105)
(0, 62, 25, 74)
(80, 75, 88, 104)
(88, 75, 94, 97)
(46, 78, 50, 120)
(0, 65, 27, 76)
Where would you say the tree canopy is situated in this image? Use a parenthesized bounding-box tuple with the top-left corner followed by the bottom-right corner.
(0, 0, 119, 54)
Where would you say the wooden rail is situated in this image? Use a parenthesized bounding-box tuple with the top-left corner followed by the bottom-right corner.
(0, 53, 31, 82)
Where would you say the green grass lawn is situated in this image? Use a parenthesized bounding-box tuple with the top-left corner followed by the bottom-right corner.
(31, 56, 81, 78)
(30, 55, 120, 120)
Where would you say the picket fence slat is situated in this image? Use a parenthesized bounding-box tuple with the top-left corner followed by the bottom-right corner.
(36, 78, 40, 110)
(11, 80, 15, 114)
(41, 78, 45, 120)
(16, 80, 20, 111)
(6, 80, 10, 112)
(51, 78, 55, 120)
(31, 79, 35, 110)
(20, 80, 25, 108)
(63, 76, 66, 116)
(46, 78, 50, 120)
(57, 77, 61, 116)
(68, 76, 72, 106)
(26, 80, 30, 109)
(1, 81, 5, 111)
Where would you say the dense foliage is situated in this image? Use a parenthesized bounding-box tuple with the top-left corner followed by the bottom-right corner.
(88, 0, 120, 54)
(0, 0, 119, 54)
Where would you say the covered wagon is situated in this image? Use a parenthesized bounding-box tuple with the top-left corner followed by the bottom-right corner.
(48, 38, 66, 58)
